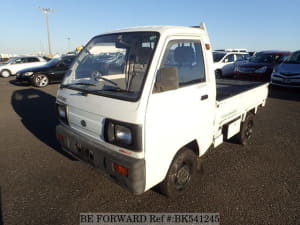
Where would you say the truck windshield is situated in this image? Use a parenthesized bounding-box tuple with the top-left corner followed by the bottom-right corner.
(62, 32, 159, 101)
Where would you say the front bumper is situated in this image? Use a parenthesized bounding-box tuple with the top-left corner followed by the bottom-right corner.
(56, 124, 146, 194)
(16, 75, 33, 83)
(271, 74, 300, 88)
(271, 80, 300, 88)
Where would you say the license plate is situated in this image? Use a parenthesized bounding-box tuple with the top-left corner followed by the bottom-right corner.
(75, 143, 94, 162)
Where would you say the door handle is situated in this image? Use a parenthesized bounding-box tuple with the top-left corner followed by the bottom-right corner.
(201, 94, 208, 100)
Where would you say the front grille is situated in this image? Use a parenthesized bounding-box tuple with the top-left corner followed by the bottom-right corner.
(272, 79, 300, 86)
(280, 72, 300, 76)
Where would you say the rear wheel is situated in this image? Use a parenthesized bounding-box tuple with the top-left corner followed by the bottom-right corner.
(235, 113, 255, 145)
(1, 69, 11, 78)
(33, 74, 49, 87)
(159, 148, 197, 197)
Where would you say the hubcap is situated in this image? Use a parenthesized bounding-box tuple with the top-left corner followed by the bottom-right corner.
(175, 164, 191, 190)
(1, 71, 10, 77)
(36, 75, 48, 87)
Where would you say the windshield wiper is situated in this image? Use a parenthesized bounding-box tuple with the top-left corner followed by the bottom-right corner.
(61, 82, 96, 88)
(73, 82, 96, 86)
(92, 71, 122, 90)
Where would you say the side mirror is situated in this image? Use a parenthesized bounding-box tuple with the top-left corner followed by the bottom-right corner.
(223, 58, 229, 63)
(154, 67, 179, 93)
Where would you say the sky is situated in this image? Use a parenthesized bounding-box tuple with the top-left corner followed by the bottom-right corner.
(1, 0, 299, 55)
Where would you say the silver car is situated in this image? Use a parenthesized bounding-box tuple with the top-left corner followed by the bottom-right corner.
(271, 50, 300, 88)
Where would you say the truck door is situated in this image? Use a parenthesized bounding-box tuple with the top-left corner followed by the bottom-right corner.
(144, 38, 215, 189)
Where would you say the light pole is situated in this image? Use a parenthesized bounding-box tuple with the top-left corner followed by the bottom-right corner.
(67, 37, 71, 53)
(39, 7, 54, 56)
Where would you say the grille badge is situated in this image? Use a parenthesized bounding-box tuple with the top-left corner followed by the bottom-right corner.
(81, 120, 86, 127)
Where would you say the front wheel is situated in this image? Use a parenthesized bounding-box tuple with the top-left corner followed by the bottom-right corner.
(1, 69, 11, 78)
(235, 113, 255, 145)
(159, 148, 197, 197)
(33, 74, 49, 87)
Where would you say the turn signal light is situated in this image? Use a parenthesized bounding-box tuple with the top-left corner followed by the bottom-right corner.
(57, 133, 64, 143)
(113, 163, 128, 177)
(205, 43, 211, 50)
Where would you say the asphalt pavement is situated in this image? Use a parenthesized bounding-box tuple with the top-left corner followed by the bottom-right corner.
(0, 77, 299, 225)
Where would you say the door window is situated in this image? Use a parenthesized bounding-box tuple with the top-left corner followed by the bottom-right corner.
(27, 57, 40, 63)
(157, 40, 206, 90)
(236, 54, 244, 61)
(14, 58, 25, 64)
(223, 54, 235, 63)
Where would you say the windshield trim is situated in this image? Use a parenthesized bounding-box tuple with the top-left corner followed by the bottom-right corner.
(60, 84, 140, 101)
(62, 31, 160, 102)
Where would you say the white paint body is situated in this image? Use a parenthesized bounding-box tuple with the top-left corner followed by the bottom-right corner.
(56, 25, 269, 192)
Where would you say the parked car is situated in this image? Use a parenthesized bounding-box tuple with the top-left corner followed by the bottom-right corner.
(0, 56, 47, 78)
(248, 51, 257, 57)
(16, 55, 76, 87)
(213, 51, 250, 78)
(215, 48, 248, 53)
(271, 50, 300, 88)
(233, 50, 291, 81)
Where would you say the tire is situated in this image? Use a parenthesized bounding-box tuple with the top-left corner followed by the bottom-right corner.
(1, 69, 11, 78)
(33, 74, 49, 87)
(235, 113, 255, 145)
(159, 148, 197, 197)
(215, 69, 222, 78)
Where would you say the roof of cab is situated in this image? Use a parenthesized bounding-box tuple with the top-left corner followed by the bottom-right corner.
(102, 25, 208, 36)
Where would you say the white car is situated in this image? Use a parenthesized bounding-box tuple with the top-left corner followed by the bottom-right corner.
(0, 56, 47, 78)
(213, 51, 250, 78)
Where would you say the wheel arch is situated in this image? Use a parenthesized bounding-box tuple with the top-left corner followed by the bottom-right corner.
(242, 107, 257, 121)
(185, 139, 200, 156)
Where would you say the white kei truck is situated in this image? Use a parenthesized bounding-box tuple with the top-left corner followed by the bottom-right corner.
(56, 23, 269, 196)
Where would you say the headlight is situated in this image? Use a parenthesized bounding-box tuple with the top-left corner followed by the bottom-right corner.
(56, 103, 68, 125)
(24, 72, 33, 76)
(255, 66, 267, 73)
(104, 119, 142, 151)
(115, 125, 132, 145)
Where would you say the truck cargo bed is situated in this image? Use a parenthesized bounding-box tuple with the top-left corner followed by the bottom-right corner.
(216, 79, 267, 101)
